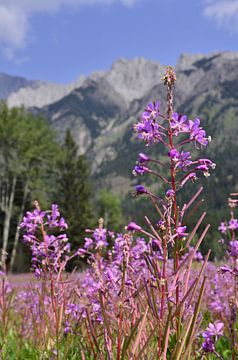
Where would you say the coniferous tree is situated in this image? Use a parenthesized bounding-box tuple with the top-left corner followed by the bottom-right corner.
(55, 130, 92, 256)
(0, 103, 60, 271)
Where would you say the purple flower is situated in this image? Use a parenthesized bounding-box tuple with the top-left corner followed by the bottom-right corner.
(176, 226, 187, 238)
(177, 151, 192, 170)
(93, 228, 108, 248)
(58, 217, 68, 230)
(104, 268, 119, 284)
(133, 165, 148, 176)
(168, 149, 192, 170)
(137, 153, 151, 164)
(202, 321, 224, 339)
(65, 303, 81, 318)
(195, 252, 203, 261)
(77, 248, 87, 256)
(151, 239, 160, 252)
(188, 118, 209, 147)
(23, 234, 36, 244)
(228, 218, 238, 230)
(168, 148, 180, 160)
(180, 172, 197, 187)
(196, 164, 210, 177)
(143, 101, 160, 120)
(134, 102, 165, 146)
(132, 238, 148, 259)
(126, 222, 142, 232)
(134, 119, 162, 145)
(20, 209, 45, 233)
(34, 268, 42, 278)
(84, 237, 93, 250)
(135, 185, 148, 195)
(198, 158, 216, 169)
(218, 265, 233, 275)
(21, 203, 71, 278)
(229, 240, 238, 258)
(64, 321, 72, 334)
(218, 222, 227, 234)
(166, 189, 175, 198)
(196, 164, 209, 172)
(51, 204, 60, 219)
(27, 209, 45, 223)
(171, 112, 188, 135)
(201, 321, 224, 354)
(202, 338, 215, 353)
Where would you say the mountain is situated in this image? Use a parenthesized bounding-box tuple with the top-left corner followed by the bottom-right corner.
(0, 72, 39, 100)
(91, 57, 164, 105)
(0, 72, 86, 108)
(2, 52, 238, 211)
(6, 57, 163, 109)
(7, 77, 86, 108)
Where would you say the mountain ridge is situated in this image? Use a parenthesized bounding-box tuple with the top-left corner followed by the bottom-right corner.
(1, 51, 238, 207)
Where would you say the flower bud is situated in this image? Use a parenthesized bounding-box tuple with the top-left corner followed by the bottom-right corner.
(126, 222, 142, 232)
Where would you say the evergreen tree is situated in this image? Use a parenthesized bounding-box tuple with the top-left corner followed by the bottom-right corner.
(55, 130, 92, 255)
(0, 103, 60, 271)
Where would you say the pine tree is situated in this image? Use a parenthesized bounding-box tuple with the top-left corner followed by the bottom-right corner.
(55, 130, 92, 256)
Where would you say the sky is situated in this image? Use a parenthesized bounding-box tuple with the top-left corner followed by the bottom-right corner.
(0, 0, 237, 83)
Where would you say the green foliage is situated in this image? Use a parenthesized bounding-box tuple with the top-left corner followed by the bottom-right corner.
(0, 103, 60, 271)
(0, 102, 60, 205)
(98, 189, 124, 232)
(54, 130, 92, 253)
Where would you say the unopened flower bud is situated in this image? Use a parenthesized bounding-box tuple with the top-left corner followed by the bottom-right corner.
(135, 185, 148, 195)
(163, 66, 176, 86)
(126, 222, 142, 232)
(137, 153, 151, 164)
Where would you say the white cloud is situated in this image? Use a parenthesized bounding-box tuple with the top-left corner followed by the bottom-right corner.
(0, 5, 28, 48)
(0, 0, 140, 58)
(203, 0, 238, 32)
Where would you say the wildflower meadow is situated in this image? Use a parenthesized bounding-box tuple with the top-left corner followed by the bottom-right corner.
(0, 67, 237, 359)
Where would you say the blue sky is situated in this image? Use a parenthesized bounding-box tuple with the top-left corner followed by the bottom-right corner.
(0, 0, 237, 83)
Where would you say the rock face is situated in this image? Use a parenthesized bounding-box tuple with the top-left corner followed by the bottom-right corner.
(91, 57, 165, 105)
(0, 73, 38, 100)
(7, 77, 86, 108)
(38, 77, 127, 155)
(2, 51, 238, 204)
(6, 57, 164, 109)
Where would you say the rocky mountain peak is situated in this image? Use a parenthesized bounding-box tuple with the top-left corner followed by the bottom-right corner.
(7, 76, 86, 109)
(177, 51, 238, 72)
(176, 53, 205, 71)
(90, 57, 164, 105)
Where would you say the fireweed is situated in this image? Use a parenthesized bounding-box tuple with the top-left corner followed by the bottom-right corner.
(12, 201, 80, 358)
(0, 68, 231, 359)
(215, 193, 238, 359)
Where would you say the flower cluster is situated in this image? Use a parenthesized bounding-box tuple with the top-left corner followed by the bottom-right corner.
(134, 104, 210, 147)
(133, 100, 215, 189)
(218, 196, 238, 274)
(20, 202, 70, 278)
(75, 229, 152, 323)
(83, 219, 115, 250)
(133, 102, 163, 145)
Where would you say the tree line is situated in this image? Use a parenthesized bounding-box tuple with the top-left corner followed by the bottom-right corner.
(0, 103, 124, 272)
